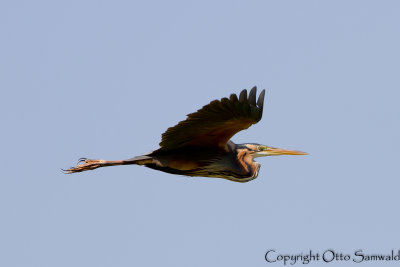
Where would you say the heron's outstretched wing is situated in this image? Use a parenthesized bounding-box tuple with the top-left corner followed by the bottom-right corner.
(157, 86, 265, 151)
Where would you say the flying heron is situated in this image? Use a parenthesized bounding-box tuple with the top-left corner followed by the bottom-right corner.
(64, 86, 307, 182)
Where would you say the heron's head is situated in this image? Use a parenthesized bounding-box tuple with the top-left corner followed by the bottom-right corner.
(239, 143, 308, 158)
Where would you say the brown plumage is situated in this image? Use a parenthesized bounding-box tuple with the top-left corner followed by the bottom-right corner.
(158, 87, 265, 150)
(64, 86, 307, 182)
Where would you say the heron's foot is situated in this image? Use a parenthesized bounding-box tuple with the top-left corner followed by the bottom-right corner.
(63, 158, 105, 174)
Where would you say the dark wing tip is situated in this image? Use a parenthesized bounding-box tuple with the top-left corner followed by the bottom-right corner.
(239, 89, 247, 103)
(230, 93, 238, 102)
(248, 86, 257, 106)
(257, 89, 266, 109)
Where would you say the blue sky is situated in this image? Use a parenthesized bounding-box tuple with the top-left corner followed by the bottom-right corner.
(1, 1, 400, 266)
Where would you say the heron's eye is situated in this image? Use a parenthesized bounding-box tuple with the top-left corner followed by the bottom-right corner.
(259, 146, 267, 151)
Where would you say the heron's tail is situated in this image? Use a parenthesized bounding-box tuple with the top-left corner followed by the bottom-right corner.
(63, 155, 153, 174)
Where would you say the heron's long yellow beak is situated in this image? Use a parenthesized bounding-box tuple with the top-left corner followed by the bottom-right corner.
(267, 147, 308, 156)
(254, 147, 308, 157)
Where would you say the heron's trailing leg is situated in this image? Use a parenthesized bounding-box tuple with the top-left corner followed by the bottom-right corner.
(63, 158, 124, 173)
(63, 155, 153, 174)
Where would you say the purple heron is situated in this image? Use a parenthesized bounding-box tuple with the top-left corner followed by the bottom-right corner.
(64, 86, 307, 182)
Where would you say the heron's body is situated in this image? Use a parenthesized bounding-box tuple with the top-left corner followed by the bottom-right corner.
(65, 87, 306, 182)
(142, 141, 260, 182)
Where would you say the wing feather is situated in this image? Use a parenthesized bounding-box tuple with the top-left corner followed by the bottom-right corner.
(157, 86, 266, 151)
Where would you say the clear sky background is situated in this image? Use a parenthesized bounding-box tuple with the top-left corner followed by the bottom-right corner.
(1, 1, 400, 266)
